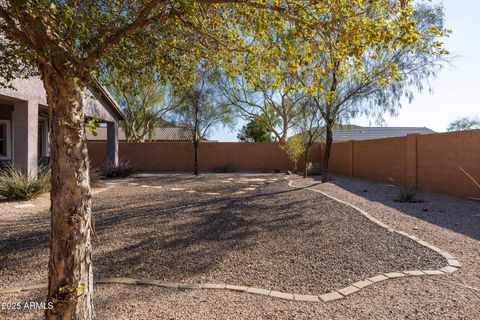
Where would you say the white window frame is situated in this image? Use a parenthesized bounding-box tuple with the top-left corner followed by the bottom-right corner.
(0, 119, 12, 160)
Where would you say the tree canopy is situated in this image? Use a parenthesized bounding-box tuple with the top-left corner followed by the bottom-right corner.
(101, 68, 174, 142)
(237, 118, 273, 142)
(1, 0, 433, 91)
(447, 117, 480, 132)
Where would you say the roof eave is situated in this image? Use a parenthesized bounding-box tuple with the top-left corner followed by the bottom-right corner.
(92, 78, 126, 121)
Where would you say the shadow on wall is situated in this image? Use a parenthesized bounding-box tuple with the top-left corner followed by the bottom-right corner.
(314, 174, 480, 241)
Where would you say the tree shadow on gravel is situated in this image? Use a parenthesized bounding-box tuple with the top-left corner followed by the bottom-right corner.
(0, 175, 448, 294)
(89, 177, 445, 294)
(91, 185, 310, 283)
(314, 175, 480, 241)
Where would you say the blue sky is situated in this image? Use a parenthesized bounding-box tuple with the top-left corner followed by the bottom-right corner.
(210, 0, 480, 142)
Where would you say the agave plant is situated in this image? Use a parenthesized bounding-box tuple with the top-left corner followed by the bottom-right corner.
(100, 160, 135, 179)
(0, 165, 51, 200)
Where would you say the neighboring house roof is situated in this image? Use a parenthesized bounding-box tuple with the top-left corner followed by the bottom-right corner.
(301, 125, 435, 142)
(331, 125, 435, 141)
(87, 126, 193, 141)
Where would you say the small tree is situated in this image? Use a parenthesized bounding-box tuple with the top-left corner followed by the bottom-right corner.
(295, 3, 450, 182)
(282, 136, 305, 174)
(295, 99, 325, 178)
(447, 117, 480, 131)
(221, 74, 303, 142)
(171, 69, 234, 175)
(237, 118, 272, 142)
(102, 68, 174, 142)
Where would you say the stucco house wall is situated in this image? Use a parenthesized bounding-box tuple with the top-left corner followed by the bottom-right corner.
(0, 76, 124, 173)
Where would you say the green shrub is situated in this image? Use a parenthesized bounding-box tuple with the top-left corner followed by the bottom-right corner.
(213, 165, 236, 173)
(306, 162, 322, 176)
(100, 160, 135, 178)
(281, 136, 305, 173)
(0, 165, 51, 200)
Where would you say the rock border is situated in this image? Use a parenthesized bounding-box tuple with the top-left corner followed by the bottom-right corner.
(285, 176, 461, 301)
(0, 176, 461, 303)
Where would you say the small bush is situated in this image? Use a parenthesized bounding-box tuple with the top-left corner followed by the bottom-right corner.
(213, 165, 236, 173)
(306, 162, 322, 176)
(100, 160, 135, 178)
(0, 165, 51, 200)
(387, 177, 420, 203)
(394, 185, 420, 203)
(281, 136, 305, 173)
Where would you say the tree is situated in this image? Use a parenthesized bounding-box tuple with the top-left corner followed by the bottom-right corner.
(294, 3, 450, 182)
(294, 99, 325, 178)
(102, 68, 174, 142)
(281, 135, 305, 173)
(0, 3, 317, 318)
(171, 69, 234, 175)
(447, 117, 480, 131)
(0, 1, 434, 318)
(237, 118, 272, 142)
(221, 69, 303, 142)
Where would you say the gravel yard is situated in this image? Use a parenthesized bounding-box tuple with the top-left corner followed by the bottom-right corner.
(1, 173, 479, 319)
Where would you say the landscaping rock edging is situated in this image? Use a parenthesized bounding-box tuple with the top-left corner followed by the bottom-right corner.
(285, 176, 461, 301)
(0, 176, 461, 303)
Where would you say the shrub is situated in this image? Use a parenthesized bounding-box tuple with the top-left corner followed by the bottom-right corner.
(306, 162, 322, 176)
(387, 177, 420, 203)
(394, 185, 420, 203)
(100, 160, 135, 178)
(213, 165, 236, 173)
(281, 136, 305, 173)
(0, 165, 51, 200)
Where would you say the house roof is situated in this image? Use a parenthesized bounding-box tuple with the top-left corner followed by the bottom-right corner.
(92, 79, 126, 121)
(330, 125, 435, 141)
(87, 126, 193, 141)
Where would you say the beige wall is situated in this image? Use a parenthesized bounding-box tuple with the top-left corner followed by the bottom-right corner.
(330, 141, 353, 177)
(416, 130, 480, 198)
(88, 141, 322, 172)
(0, 76, 119, 122)
(353, 137, 407, 186)
(328, 130, 480, 199)
(89, 130, 480, 199)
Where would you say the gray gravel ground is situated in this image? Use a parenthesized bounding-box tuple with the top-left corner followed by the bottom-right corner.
(1, 173, 479, 319)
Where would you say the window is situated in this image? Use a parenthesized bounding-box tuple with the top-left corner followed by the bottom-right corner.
(0, 120, 11, 159)
(38, 117, 49, 158)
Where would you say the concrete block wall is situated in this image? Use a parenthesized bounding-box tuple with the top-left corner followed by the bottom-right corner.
(330, 141, 353, 177)
(328, 130, 480, 199)
(88, 130, 480, 199)
(417, 130, 480, 198)
(353, 136, 407, 185)
(87, 141, 322, 173)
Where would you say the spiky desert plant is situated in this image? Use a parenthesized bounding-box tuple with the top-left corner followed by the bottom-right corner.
(0, 165, 51, 200)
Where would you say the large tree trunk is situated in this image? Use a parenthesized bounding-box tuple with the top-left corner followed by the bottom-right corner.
(193, 139, 199, 175)
(41, 66, 94, 320)
(321, 122, 333, 183)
